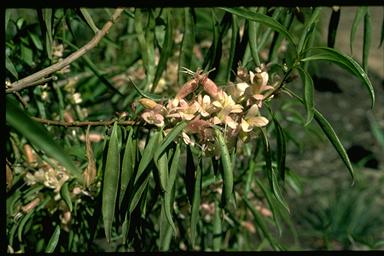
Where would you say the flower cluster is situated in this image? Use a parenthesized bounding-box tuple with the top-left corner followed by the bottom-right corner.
(138, 65, 274, 154)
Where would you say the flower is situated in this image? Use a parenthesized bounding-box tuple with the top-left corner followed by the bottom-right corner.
(240, 104, 269, 132)
(196, 94, 213, 117)
(141, 110, 165, 127)
(167, 99, 198, 121)
(211, 91, 243, 129)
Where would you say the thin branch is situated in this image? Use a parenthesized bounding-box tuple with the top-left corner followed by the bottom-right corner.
(32, 116, 137, 127)
(6, 8, 125, 93)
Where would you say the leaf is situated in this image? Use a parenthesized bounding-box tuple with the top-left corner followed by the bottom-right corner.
(28, 32, 44, 51)
(6, 96, 82, 179)
(287, 89, 355, 181)
(159, 199, 173, 251)
(272, 117, 286, 181)
(42, 9, 53, 60)
(178, 8, 196, 85)
(298, 7, 322, 53)
(21, 43, 34, 66)
(135, 130, 161, 184)
(243, 197, 279, 250)
(296, 66, 315, 125)
(248, 19, 261, 67)
(190, 159, 202, 247)
(5, 9, 11, 30)
(363, 10, 372, 71)
(152, 9, 174, 91)
(215, 128, 233, 208)
(222, 7, 297, 50)
(60, 181, 73, 212)
(301, 47, 375, 108)
(225, 14, 239, 82)
(327, 7, 341, 48)
(154, 121, 188, 161)
(212, 200, 222, 251)
(129, 77, 163, 101)
(102, 122, 121, 243)
(120, 127, 136, 207)
(155, 146, 169, 192)
(45, 225, 60, 253)
(6, 55, 18, 79)
(164, 144, 181, 235)
(350, 7, 368, 54)
(17, 212, 34, 242)
(185, 144, 196, 204)
(79, 8, 99, 34)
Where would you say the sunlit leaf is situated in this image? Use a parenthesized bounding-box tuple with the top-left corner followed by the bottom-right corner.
(296, 66, 315, 125)
(154, 121, 187, 161)
(79, 8, 99, 33)
(45, 225, 60, 253)
(301, 47, 375, 108)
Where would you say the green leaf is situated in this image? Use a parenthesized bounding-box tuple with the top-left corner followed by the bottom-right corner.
(350, 7, 368, 54)
(178, 8, 196, 85)
(155, 146, 169, 192)
(212, 200, 222, 251)
(129, 77, 163, 101)
(42, 9, 53, 60)
(60, 181, 73, 212)
(298, 7, 322, 53)
(45, 225, 60, 253)
(21, 43, 34, 66)
(29, 32, 44, 50)
(215, 129, 233, 208)
(5, 9, 11, 30)
(222, 7, 297, 50)
(190, 159, 202, 247)
(6, 96, 81, 179)
(135, 130, 161, 183)
(6, 55, 18, 79)
(272, 117, 286, 181)
(79, 8, 99, 34)
(327, 7, 340, 48)
(363, 10, 372, 71)
(287, 89, 355, 181)
(102, 122, 121, 243)
(159, 198, 173, 251)
(248, 19, 261, 67)
(154, 121, 188, 161)
(243, 197, 279, 250)
(225, 15, 239, 82)
(17, 211, 34, 242)
(296, 66, 315, 125)
(164, 144, 181, 235)
(301, 47, 375, 108)
(120, 127, 137, 208)
(152, 9, 174, 91)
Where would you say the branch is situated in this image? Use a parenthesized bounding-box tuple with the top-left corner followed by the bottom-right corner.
(32, 117, 137, 127)
(6, 8, 125, 93)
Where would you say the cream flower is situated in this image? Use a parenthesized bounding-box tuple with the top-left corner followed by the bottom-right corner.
(167, 99, 198, 121)
(240, 104, 269, 132)
(196, 94, 213, 117)
(141, 110, 165, 127)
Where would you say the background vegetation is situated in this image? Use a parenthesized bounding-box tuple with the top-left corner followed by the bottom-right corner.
(5, 7, 383, 252)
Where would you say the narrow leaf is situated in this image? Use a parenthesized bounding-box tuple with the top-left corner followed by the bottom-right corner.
(215, 129, 233, 207)
(156, 148, 169, 192)
(301, 47, 375, 108)
(152, 9, 174, 91)
(298, 7, 322, 53)
(248, 19, 261, 67)
(29, 32, 44, 51)
(350, 7, 368, 54)
(42, 9, 53, 60)
(102, 122, 121, 243)
(178, 8, 196, 85)
(60, 181, 73, 212)
(6, 96, 81, 179)
(6, 55, 18, 79)
(212, 200, 222, 251)
(120, 127, 136, 207)
(190, 159, 202, 247)
(154, 121, 188, 161)
(222, 7, 297, 50)
(296, 66, 315, 125)
(363, 10, 372, 71)
(129, 77, 163, 101)
(45, 225, 60, 253)
(225, 15, 239, 82)
(272, 118, 286, 181)
(164, 144, 180, 235)
(327, 7, 341, 48)
(80, 8, 99, 34)
(287, 89, 355, 181)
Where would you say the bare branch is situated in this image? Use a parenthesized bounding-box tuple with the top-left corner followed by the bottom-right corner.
(31, 116, 137, 127)
(6, 8, 125, 93)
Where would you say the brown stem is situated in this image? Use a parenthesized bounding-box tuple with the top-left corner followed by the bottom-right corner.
(6, 8, 125, 93)
(32, 117, 136, 127)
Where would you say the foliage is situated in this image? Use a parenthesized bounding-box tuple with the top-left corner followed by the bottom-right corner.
(5, 7, 381, 252)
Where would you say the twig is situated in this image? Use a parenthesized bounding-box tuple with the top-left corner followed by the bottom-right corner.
(6, 76, 58, 93)
(6, 8, 125, 93)
(32, 117, 136, 127)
